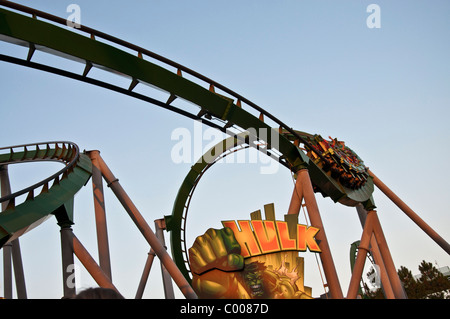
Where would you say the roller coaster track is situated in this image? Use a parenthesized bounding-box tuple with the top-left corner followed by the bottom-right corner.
(0, 1, 374, 205)
(1, 2, 449, 301)
(168, 133, 251, 281)
(0, 0, 404, 300)
(0, 1, 376, 290)
(0, 142, 92, 247)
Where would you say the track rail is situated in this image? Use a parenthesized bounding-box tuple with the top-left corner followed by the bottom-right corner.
(0, 0, 315, 152)
(0, 142, 79, 206)
(0, 0, 376, 269)
(0, 2, 374, 206)
(0, 142, 92, 246)
(167, 133, 251, 281)
(0, 1, 306, 171)
(168, 130, 374, 283)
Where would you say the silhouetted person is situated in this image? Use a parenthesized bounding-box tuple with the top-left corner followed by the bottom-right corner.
(74, 287, 124, 299)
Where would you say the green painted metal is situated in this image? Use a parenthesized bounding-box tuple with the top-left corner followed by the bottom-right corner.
(349, 240, 364, 296)
(0, 7, 305, 173)
(0, 7, 373, 204)
(0, 142, 92, 247)
(350, 240, 360, 273)
(0, 4, 377, 284)
(166, 133, 250, 282)
(167, 129, 374, 283)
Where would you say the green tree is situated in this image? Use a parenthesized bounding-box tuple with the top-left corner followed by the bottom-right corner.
(415, 260, 450, 299)
(397, 266, 420, 298)
(364, 260, 450, 299)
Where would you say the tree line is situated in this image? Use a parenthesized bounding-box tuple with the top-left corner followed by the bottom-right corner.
(363, 260, 450, 299)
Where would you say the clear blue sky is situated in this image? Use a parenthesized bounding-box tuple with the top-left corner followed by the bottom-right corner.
(1, 0, 449, 298)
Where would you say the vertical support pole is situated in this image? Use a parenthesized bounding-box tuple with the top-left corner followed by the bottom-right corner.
(370, 211, 407, 299)
(95, 153, 197, 299)
(369, 170, 450, 255)
(351, 207, 406, 299)
(1, 165, 12, 299)
(356, 204, 395, 299)
(2, 243, 12, 299)
(87, 150, 112, 280)
(11, 240, 27, 299)
(1, 165, 27, 299)
(347, 211, 374, 299)
(288, 169, 344, 299)
(287, 173, 303, 215)
(0, 165, 11, 209)
(135, 249, 156, 299)
(155, 219, 175, 299)
(60, 225, 76, 298)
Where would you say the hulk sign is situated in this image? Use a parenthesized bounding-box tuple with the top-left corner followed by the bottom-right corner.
(189, 209, 320, 299)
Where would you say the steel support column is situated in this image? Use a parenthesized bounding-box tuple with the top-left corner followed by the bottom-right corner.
(2, 242, 12, 299)
(135, 249, 156, 299)
(1, 165, 12, 299)
(356, 204, 395, 299)
(95, 153, 197, 299)
(135, 219, 175, 299)
(347, 210, 375, 299)
(155, 218, 175, 299)
(1, 164, 27, 299)
(287, 169, 344, 299)
(71, 232, 119, 292)
(347, 210, 407, 299)
(60, 226, 76, 298)
(87, 150, 112, 280)
(11, 239, 27, 299)
(370, 211, 407, 299)
(369, 170, 450, 255)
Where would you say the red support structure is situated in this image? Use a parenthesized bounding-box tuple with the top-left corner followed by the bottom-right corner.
(287, 169, 344, 299)
(94, 153, 197, 299)
(88, 150, 112, 281)
(347, 210, 407, 299)
(369, 170, 450, 255)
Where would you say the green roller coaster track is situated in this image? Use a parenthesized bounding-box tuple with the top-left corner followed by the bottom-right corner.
(0, 142, 92, 247)
(0, 1, 380, 295)
(167, 130, 375, 283)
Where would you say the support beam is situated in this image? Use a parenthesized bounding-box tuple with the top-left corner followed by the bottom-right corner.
(88, 150, 112, 280)
(0, 165, 11, 210)
(2, 243, 12, 299)
(356, 204, 395, 299)
(135, 249, 156, 299)
(71, 232, 119, 292)
(347, 210, 374, 299)
(1, 165, 27, 299)
(369, 170, 450, 255)
(287, 169, 344, 299)
(287, 173, 303, 215)
(135, 220, 176, 299)
(1, 165, 12, 299)
(60, 226, 76, 298)
(370, 211, 407, 299)
(348, 209, 407, 299)
(155, 218, 175, 299)
(94, 153, 197, 299)
(60, 224, 119, 297)
(11, 239, 27, 299)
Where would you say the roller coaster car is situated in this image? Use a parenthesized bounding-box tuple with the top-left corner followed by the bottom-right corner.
(305, 135, 369, 191)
